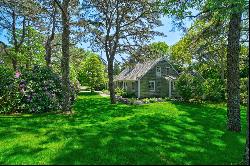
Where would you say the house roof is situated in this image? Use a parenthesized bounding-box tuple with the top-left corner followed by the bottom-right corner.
(114, 57, 179, 81)
(114, 57, 162, 81)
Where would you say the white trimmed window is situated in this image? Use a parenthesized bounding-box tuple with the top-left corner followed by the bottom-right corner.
(156, 66, 161, 77)
(149, 81, 155, 91)
(166, 67, 170, 75)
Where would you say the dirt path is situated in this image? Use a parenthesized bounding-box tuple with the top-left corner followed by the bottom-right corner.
(79, 90, 109, 97)
(99, 93, 109, 97)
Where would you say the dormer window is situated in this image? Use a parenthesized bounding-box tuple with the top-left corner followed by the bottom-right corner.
(156, 66, 161, 77)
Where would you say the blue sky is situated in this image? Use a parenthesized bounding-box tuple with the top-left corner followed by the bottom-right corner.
(78, 16, 192, 62)
(0, 30, 8, 44)
(152, 16, 188, 45)
(0, 15, 192, 62)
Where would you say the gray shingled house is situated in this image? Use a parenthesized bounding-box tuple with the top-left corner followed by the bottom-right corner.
(114, 56, 179, 98)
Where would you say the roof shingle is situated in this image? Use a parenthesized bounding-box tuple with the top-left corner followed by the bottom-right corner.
(114, 57, 162, 81)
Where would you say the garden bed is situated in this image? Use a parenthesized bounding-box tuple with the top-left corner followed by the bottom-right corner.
(115, 95, 176, 105)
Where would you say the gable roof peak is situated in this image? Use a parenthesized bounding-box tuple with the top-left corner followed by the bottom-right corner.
(115, 57, 166, 81)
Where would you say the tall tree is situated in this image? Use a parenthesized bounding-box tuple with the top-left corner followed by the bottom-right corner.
(44, 1, 58, 67)
(0, 0, 27, 70)
(129, 41, 169, 63)
(80, 0, 163, 103)
(55, 0, 71, 112)
(226, 5, 242, 131)
(113, 60, 122, 76)
(161, 0, 249, 132)
(25, 0, 61, 67)
(171, 35, 193, 71)
(18, 26, 46, 68)
(0, 0, 42, 70)
(169, 15, 231, 104)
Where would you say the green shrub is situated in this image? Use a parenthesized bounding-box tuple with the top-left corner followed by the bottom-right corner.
(70, 80, 80, 104)
(70, 66, 81, 97)
(142, 98, 150, 103)
(240, 78, 248, 105)
(102, 89, 110, 94)
(149, 97, 157, 103)
(0, 66, 14, 96)
(114, 87, 136, 98)
(203, 78, 225, 102)
(128, 98, 137, 104)
(0, 66, 22, 113)
(163, 97, 171, 101)
(0, 66, 75, 114)
(94, 83, 106, 91)
(123, 92, 136, 98)
(18, 66, 64, 113)
(115, 88, 126, 97)
(78, 54, 106, 92)
(192, 76, 204, 100)
(175, 73, 193, 101)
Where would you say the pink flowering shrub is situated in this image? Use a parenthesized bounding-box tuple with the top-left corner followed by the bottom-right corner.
(15, 70, 21, 78)
(0, 65, 76, 114)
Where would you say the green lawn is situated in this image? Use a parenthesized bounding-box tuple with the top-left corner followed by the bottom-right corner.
(0, 92, 247, 165)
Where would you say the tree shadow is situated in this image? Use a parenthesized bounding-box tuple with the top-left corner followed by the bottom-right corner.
(50, 93, 246, 165)
(0, 92, 246, 165)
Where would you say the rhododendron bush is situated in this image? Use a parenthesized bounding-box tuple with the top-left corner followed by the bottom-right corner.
(0, 65, 76, 114)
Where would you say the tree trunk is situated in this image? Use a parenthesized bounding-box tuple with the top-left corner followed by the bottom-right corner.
(61, 0, 71, 112)
(12, 59, 17, 71)
(45, 2, 56, 67)
(45, 38, 53, 67)
(45, 37, 54, 67)
(11, 9, 26, 71)
(226, 11, 242, 132)
(12, 10, 18, 71)
(108, 59, 116, 104)
(26, 21, 31, 69)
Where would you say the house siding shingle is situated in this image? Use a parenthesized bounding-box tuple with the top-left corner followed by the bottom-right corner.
(139, 59, 178, 98)
(114, 57, 179, 98)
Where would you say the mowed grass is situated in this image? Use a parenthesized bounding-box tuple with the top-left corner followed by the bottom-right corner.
(0, 92, 247, 165)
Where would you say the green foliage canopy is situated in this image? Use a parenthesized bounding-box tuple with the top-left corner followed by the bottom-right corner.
(78, 53, 106, 92)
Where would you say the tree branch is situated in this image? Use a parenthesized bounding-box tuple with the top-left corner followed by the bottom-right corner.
(54, 0, 67, 16)
(0, 41, 10, 56)
(120, 10, 147, 28)
(12, 10, 17, 51)
(16, 16, 26, 50)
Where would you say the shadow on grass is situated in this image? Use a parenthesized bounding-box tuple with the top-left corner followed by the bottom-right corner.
(0, 92, 247, 165)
